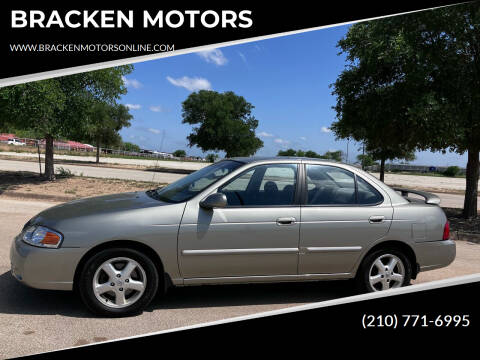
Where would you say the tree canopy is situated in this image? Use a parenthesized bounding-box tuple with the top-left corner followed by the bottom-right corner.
(181, 90, 263, 158)
(277, 148, 343, 161)
(331, 3, 480, 217)
(84, 102, 133, 163)
(122, 142, 141, 152)
(173, 149, 187, 158)
(0, 66, 133, 179)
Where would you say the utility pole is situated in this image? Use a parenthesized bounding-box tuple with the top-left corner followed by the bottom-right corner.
(36, 140, 42, 176)
(362, 142, 365, 170)
(346, 138, 350, 164)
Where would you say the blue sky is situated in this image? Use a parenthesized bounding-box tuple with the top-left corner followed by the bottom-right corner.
(119, 25, 468, 167)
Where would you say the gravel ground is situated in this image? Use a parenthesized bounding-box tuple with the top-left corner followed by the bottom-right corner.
(373, 172, 475, 192)
(0, 171, 162, 202)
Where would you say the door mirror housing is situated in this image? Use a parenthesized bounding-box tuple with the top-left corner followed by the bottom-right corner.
(200, 193, 227, 209)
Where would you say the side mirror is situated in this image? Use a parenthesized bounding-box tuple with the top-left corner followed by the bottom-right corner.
(200, 193, 227, 209)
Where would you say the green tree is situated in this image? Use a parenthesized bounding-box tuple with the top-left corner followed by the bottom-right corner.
(122, 141, 141, 152)
(277, 148, 297, 156)
(320, 150, 343, 162)
(173, 149, 187, 158)
(206, 153, 219, 162)
(181, 90, 263, 157)
(356, 154, 377, 169)
(84, 103, 133, 163)
(0, 66, 132, 180)
(331, 3, 480, 218)
(304, 150, 321, 158)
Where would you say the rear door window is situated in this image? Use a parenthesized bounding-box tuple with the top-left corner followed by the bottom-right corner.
(306, 165, 356, 205)
(357, 176, 383, 205)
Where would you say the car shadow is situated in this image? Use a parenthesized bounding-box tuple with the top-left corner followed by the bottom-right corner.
(0, 271, 90, 317)
(0, 271, 357, 318)
(152, 280, 357, 311)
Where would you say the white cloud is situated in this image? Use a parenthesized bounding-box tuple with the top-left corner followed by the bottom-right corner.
(321, 126, 331, 133)
(238, 51, 247, 64)
(274, 138, 290, 145)
(122, 76, 143, 89)
(125, 104, 141, 110)
(167, 76, 212, 92)
(258, 131, 274, 138)
(147, 128, 161, 134)
(300, 136, 307, 141)
(149, 105, 163, 112)
(197, 49, 228, 66)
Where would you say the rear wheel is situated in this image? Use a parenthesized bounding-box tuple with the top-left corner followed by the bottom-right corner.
(78, 248, 159, 317)
(357, 248, 411, 292)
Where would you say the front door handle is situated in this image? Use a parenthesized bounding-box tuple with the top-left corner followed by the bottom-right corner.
(276, 217, 296, 225)
(369, 215, 385, 223)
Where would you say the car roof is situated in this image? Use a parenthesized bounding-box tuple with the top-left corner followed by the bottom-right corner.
(229, 156, 339, 164)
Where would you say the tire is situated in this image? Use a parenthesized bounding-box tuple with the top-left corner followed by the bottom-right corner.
(78, 248, 159, 317)
(356, 248, 412, 293)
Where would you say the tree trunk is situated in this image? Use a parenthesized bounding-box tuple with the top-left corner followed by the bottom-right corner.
(463, 148, 479, 219)
(96, 138, 100, 164)
(380, 157, 385, 182)
(44, 134, 55, 181)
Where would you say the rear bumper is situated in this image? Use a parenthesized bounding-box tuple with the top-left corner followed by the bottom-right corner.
(414, 239, 456, 272)
(10, 234, 85, 291)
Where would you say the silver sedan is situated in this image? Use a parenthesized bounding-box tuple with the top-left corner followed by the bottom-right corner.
(10, 157, 456, 316)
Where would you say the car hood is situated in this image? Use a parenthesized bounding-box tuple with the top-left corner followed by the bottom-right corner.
(31, 191, 170, 224)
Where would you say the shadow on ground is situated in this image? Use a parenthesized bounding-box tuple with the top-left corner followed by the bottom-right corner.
(0, 171, 53, 195)
(0, 271, 356, 318)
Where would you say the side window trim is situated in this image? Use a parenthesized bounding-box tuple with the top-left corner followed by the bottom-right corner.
(301, 164, 384, 207)
(218, 163, 300, 208)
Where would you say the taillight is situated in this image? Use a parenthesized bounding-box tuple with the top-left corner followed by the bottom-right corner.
(443, 220, 450, 240)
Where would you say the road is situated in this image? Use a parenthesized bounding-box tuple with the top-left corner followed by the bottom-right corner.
(0, 151, 208, 170)
(0, 159, 184, 184)
(1, 198, 480, 358)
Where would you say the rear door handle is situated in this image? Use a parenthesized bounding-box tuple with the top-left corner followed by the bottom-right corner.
(276, 217, 296, 225)
(369, 215, 385, 223)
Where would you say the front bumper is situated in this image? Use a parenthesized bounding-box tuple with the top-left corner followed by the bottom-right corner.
(414, 239, 456, 272)
(10, 234, 86, 291)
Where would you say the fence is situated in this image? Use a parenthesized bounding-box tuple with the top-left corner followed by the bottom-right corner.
(0, 137, 199, 161)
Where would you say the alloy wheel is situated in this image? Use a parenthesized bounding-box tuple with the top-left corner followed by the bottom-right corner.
(92, 257, 147, 308)
(368, 253, 405, 291)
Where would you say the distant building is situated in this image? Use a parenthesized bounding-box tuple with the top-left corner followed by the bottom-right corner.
(0, 133, 16, 142)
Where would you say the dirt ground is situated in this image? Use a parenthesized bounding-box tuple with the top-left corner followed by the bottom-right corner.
(0, 171, 162, 201)
(444, 207, 480, 234)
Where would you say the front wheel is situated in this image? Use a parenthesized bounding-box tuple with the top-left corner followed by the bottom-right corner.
(78, 248, 159, 317)
(356, 248, 412, 292)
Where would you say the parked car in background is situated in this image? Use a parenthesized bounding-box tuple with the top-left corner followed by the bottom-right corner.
(10, 157, 455, 316)
(7, 138, 25, 146)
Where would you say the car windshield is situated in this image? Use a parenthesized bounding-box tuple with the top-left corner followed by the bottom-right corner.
(153, 160, 243, 203)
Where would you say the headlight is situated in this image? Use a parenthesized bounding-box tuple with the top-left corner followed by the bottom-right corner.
(22, 226, 63, 248)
